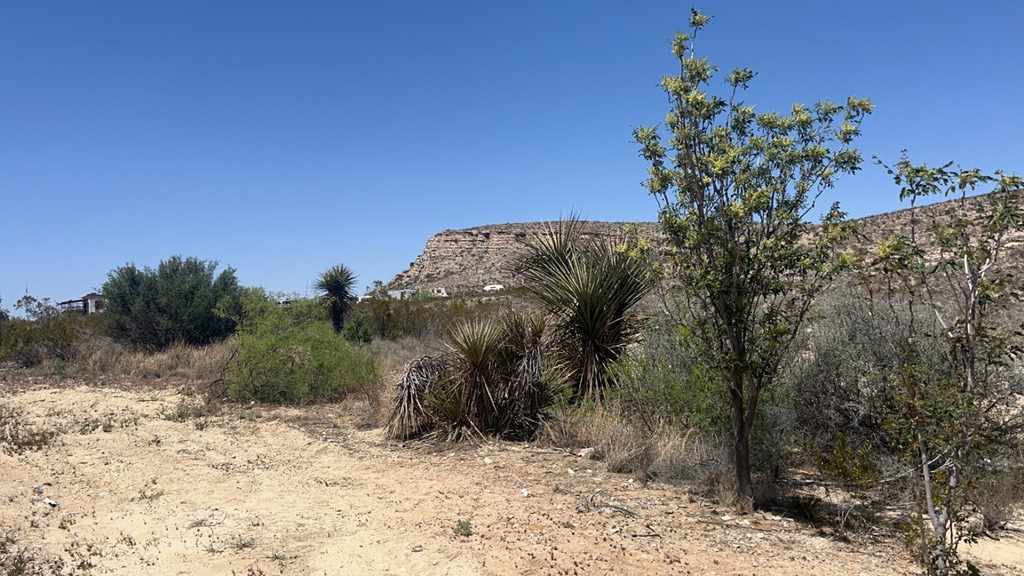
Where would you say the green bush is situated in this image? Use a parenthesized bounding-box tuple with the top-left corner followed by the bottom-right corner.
(354, 286, 510, 343)
(224, 290, 382, 404)
(0, 295, 100, 367)
(102, 256, 243, 350)
(607, 317, 728, 434)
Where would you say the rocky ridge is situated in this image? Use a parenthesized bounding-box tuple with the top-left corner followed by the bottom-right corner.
(387, 221, 660, 292)
(388, 193, 1024, 293)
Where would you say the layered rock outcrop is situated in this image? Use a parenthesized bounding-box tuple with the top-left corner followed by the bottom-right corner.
(388, 192, 1024, 295)
(387, 221, 659, 292)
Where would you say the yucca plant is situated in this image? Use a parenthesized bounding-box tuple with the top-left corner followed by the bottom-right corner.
(315, 264, 357, 334)
(519, 218, 653, 402)
(447, 317, 506, 437)
(385, 312, 561, 441)
(385, 353, 451, 439)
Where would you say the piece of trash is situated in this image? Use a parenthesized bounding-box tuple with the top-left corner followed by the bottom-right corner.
(483, 457, 493, 465)
(33, 486, 44, 495)
(567, 468, 576, 476)
(411, 544, 423, 553)
(575, 447, 595, 458)
(521, 488, 531, 498)
(43, 497, 58, 507)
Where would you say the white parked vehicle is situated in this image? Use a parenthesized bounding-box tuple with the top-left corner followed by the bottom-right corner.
(483, 284, 504, 292)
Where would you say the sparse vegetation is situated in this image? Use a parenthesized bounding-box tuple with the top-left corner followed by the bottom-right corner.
(454, 519, 473, 537)
(0, 9, 1021, 575)
(162, 399, 222, 423)
(0, 404, 58, 455)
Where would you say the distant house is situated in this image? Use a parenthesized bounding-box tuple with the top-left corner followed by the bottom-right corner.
(57, 292, 106, 315)
(387, 289, 418, 300)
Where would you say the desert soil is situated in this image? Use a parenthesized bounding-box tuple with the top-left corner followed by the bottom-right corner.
(2, 379, 1021, 575)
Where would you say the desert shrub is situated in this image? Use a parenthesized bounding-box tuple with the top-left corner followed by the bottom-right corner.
(342, 310, 373, 343)
(786, 293, 949, 468)
(0, 295, 100, 367)
(101, 256, 243, 351)
(976, 463, 1024, 532)
(224, 290, 382, 404)
(608, 318, 727, 434)
(609, 315, 794, 479)
(356, 293, 507, 342)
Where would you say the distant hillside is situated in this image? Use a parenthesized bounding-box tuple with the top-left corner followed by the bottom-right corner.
(387, 193, 1024, 294)
(387, 221, 660, 293)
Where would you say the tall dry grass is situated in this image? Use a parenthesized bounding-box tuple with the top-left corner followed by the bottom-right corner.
(31, 337, 235, 385)
(540, 403, 732, 497)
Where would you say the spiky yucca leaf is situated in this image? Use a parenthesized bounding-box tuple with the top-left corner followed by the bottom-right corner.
(447, 317, 506, 436)
(520, 217, 653, 401)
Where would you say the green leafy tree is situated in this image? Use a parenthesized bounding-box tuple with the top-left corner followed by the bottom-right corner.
(315, 264, 357, 334)
(102, 256, 243, 350)
(633, 9, 872, 506)
(873, 154, 1024, 575)
(519, 217, 653, 402)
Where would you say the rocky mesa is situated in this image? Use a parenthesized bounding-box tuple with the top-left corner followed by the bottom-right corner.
(387, 221, 661, 293)
(387, 193, 1024, 294)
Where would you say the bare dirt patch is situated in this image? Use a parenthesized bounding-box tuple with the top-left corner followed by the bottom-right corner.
(1, 382, 1020, 575)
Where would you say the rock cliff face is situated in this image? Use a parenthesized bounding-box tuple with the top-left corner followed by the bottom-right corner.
(387, 221, 660, 292)
(389, 193, 1024, 294)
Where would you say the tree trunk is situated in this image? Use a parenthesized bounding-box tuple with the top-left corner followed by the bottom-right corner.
(730, 387, 754, 510)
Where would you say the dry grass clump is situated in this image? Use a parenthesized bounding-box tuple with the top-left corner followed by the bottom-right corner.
(369, 337, 442, 381)
(40, 338, 234, 384)
(540, 404, 732, 495)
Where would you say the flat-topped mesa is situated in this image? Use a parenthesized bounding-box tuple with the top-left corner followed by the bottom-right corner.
(387, 221, 660, 293)
(388, 192, 1024, 296)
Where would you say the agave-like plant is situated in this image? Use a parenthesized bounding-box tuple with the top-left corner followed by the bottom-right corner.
(519, 217, 653, 401)
(447, 317, 506, 436)
(315, 264, 357, 334)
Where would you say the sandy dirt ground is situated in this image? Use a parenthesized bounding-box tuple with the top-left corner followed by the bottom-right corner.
(1, 380, 1021, 575)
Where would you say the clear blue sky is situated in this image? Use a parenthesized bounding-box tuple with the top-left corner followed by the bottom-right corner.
(2, 1, 1021, 306)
